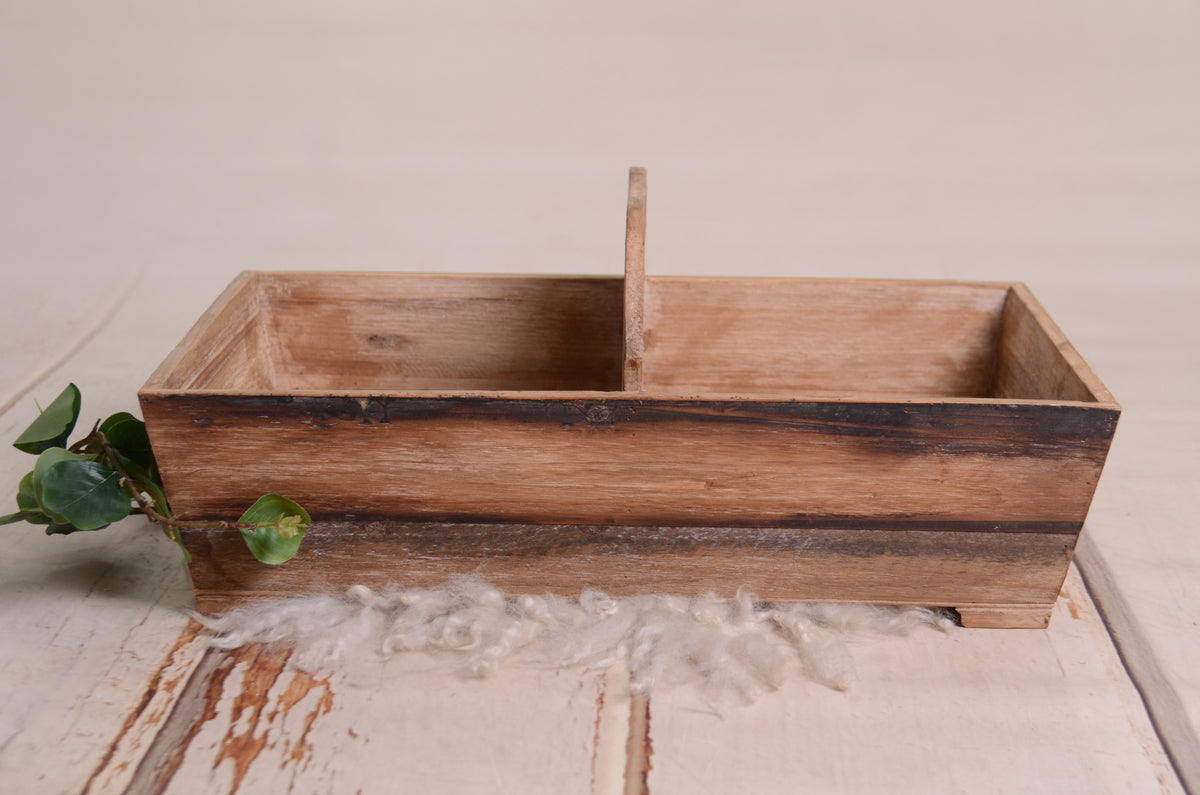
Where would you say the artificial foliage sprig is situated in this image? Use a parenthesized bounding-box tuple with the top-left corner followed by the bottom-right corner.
(1, 383, 310, 564)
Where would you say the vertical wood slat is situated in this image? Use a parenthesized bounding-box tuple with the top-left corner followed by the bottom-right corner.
(623, 167, 647, 392)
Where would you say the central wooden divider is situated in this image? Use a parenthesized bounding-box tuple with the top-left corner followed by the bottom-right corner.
(623, 166, 646, 392)
(140, 168, 1120, 627)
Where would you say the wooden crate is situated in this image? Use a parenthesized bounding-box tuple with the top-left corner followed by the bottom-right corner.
(139, 169, 1119, 627)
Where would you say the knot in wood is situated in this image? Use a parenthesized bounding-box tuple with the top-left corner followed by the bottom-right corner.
(585, 404, 614, 425)
(358, 398, 389, 424)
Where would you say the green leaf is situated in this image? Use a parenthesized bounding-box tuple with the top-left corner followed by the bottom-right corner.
(9, 471, 51, 525)
(99, 412, 157, 472)
(0, 510, 51, 526)
(13, 383, 81, 454)
(238, 494, 310, 565)
(16, 471, 38, 511)
(32, 448, 92, 524)
(110, 450, 169, 515)
(115, 449, 180, 558)
(13, 472, 49, 523)
(39, 458, 130, 531)
(45, 521, 93, 535)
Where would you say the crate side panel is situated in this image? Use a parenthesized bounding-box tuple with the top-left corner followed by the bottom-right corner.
(142, 272, 275, 391)
(143, 396, 1118, 528)
(992, 284, 1105, 403)
(642, 279, 1009, 398)
(256, 273, 625, 392)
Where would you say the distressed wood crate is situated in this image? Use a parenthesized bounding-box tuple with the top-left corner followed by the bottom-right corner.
(139, 169, 1119, 627)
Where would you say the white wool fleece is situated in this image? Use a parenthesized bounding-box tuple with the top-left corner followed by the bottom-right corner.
(195, 576, 954, 701)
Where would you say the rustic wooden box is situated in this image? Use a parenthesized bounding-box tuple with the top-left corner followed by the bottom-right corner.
(139, 171, 1119, 627)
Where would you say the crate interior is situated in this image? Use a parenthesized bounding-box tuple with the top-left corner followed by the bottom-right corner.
(162, 272, 1102, 402)
(640, 278, 1101, 401)
(171, 272, 625, 392)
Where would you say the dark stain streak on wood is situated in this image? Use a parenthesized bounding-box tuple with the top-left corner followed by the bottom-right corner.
(180, 520, 1075, 623)
(290, 517, 1084, 537)
(590, 676, 607, 792)
(364, 333, 407, 348)
(146, 394, 1117, 462)
(281, 521, 1079, 560)
(624, 695, 652, 795)
(440, 502, 1057, 538)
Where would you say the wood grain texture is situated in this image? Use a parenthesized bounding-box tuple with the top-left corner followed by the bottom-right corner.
(992, 283, 1115, 403)
(955, 604, 1055, 629)
(258, 272, 626, 392)
(644, 566, 1182, 794)
(1076, 531, 1200, 793)
(141, 393, 1117, 528)
(642, 278, 1010, 398)
(179, 521, 1076, 627)
(623, 167, 646, 392)
(118, 644, 612, 795)
(0, 518, 197, 795)
(144, 271, 628, 394)
(142, 272, 274, 392)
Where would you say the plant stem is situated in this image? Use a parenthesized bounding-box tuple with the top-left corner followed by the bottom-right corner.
(96, 435, 268, 537)
(67, 419, 101, 454)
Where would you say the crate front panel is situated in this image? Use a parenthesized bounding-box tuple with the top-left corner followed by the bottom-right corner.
(141, 395, 1117, 528)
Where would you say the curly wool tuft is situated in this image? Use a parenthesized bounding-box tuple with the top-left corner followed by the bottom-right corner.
(194, 577, 954, 700)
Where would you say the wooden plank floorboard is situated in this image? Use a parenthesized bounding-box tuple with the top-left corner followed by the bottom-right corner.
(644, 566, 1181, 795)
(0, 520, 196, 793)
(111, 645, 615, 795)
(0, 382, 1185, 794)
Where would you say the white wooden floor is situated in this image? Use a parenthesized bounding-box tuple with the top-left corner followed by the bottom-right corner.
(1, 3, 1198, 792)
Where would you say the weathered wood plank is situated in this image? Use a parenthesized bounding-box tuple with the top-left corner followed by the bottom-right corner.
(144, 272, 628, 394)
(143, 272, 274, 392)
(82, 626, 210, 795)
(0, 517, 197, 795)
(642, 278, 1010, 398)
(1077, 531, 1200, 793)
(259, 272, 626, 392)
(992, 283, 1115, 403)
(140, 393, 1117, 528)
(122, 643, 613, 795)
(644, 565, 1182, 794)
(179, 521, 1076, 627)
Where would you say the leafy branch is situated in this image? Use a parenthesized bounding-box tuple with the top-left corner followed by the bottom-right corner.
(1, 383, 310, 565)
